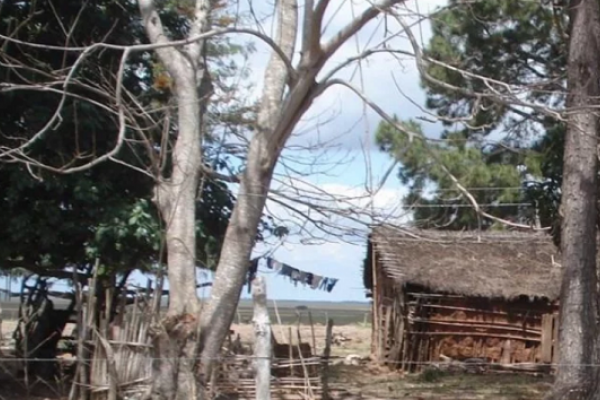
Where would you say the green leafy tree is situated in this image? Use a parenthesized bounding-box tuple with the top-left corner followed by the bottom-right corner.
(424, 0, 565, 136)
(0, 0, 259, 283)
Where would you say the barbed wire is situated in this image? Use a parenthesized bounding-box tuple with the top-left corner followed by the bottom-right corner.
(403, 202, 531, 208)
(0, 355, 594, 368)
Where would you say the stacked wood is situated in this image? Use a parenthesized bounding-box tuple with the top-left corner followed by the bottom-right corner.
(211, 349, 328, 399)
(371, 281, 560, 373)
(69, 274, 332, 400)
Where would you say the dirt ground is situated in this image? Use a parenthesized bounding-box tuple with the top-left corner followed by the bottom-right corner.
(0, 320, 552, 399)
(230, 322, 372, 357)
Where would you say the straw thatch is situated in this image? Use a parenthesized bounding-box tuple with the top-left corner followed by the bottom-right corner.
(367, 225, 563, 300)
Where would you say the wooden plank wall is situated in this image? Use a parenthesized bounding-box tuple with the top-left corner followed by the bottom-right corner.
(370, 262, 560, 372)
(371, 251, 408, 367)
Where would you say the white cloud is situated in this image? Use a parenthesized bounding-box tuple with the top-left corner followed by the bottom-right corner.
(238, 177, 411, 302)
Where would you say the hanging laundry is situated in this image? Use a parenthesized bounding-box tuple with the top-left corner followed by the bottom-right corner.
(290, 268, 301, 286)
(319, 277, 329, 291)
(298, 271, 307, 284)
(325, 278, 338, 293)
(265, 257, 339, 293)
(266, 257, 283, 272)
(305, 273, 314, 286)
(280, 263, 294, 277)
(310, 275, 322, 289)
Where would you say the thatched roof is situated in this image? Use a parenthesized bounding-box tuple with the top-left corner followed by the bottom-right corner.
(367, 225, 563, 300)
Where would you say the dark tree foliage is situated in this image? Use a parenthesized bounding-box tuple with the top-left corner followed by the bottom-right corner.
(375, 117, 540, 230)
(0, 0, 262, 280)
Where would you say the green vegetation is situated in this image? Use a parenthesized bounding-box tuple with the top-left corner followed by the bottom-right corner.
(0, 0, 272, 282)
(375, 117, 538, 230)
(377, 0, 566, 236)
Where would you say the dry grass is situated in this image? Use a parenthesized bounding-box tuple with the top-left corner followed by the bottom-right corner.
(330, 364, 552, 400)
(232, 322, 552, 399)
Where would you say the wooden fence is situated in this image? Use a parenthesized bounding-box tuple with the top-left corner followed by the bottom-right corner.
(70, 275, 332, 400)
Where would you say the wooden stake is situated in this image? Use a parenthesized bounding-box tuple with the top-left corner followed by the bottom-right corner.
(295, 329, 314, 399)
(322, 319, 334, 400)
(288, 326, 294, 377)
(272, 298, 286, 339)
(252, 277, 271, 400)
(308, 311, 317, 354)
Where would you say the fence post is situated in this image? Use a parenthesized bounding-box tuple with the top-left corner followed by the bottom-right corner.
(252, 277, 271, 400)
(321, 319, 334, 400)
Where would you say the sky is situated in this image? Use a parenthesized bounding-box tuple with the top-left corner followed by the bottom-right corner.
(199, 0, 450, 303)
(0, 0, 450, 304)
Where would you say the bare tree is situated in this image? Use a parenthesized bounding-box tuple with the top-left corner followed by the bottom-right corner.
(132, 0, 413, 396)
(197, 0, 415, 376)
(135, 1, 215, 399)
(133, 1, 600, 397)
(1, 2, 414, 396)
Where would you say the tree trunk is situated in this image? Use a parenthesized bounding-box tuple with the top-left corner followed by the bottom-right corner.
(251, 277, 271, 400)
(139, 0, 408, 396)
(150, 69, 204, 400)
(198, 135, 278, 374)
(138, 0, 212, 397)
(198, 0, 299, 375)
(546, 1, 600, 399)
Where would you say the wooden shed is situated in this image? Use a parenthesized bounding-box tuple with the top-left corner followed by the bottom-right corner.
(364, 225, 563, 372)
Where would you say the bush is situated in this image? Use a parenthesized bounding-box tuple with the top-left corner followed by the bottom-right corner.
(418, 367, 446, 383)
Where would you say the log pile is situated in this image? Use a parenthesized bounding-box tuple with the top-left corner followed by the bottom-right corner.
(372, 282, 559, 372)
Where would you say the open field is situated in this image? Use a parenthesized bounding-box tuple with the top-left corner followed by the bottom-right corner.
(234, 299, 372, 325)
(0, 299, 373, 325)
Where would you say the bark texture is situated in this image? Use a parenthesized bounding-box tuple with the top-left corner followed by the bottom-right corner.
(546, 1, 600, 399)
(138, 1, 210, 399)
(198, 0, 299, 373)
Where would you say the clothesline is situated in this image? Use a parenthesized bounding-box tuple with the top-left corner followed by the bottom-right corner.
(246, 257, 339, 294)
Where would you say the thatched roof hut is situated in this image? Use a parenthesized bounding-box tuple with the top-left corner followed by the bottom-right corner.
(365, 225, 563, 300)
(366, 225, 563, 370)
